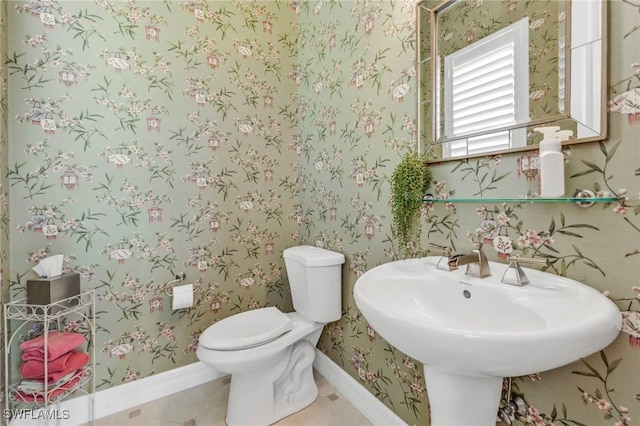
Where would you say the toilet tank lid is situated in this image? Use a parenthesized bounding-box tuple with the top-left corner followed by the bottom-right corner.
(283, 245, 345, 267)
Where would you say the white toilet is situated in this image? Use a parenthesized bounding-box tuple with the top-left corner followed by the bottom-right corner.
(197, 245, 345, 426)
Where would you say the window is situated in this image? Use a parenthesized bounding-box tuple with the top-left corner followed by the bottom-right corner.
(442, 18, 530, 158)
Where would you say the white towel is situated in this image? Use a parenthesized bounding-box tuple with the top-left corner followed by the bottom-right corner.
(16, 371, 77, 392)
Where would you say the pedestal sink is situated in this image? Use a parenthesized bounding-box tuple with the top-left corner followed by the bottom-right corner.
(353, 256, 621, 426)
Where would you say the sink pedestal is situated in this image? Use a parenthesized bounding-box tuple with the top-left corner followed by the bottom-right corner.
(424, 366, 502, 426)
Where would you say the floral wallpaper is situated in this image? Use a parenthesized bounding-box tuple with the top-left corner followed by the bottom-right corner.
(299, 0, 639, 425)
(0, 0, 9, 416)
(5, 0, 299, 393)
(1, 1, 638, 426)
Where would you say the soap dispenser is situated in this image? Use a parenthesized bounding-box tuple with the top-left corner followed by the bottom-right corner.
(535, 126, 565, 197)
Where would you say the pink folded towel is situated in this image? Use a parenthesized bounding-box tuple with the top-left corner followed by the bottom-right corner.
(19, 332, 85, 362)
(20, 350, 85, 380)
(20, 352, 89, 383)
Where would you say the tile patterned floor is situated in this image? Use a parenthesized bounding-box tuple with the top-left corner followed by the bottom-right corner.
(92, 371, 373, 426)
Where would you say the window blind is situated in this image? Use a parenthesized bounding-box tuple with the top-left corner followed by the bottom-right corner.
(443, 18, 529, 158)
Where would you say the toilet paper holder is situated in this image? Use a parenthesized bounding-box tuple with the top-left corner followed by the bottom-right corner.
(164, 273, 187, 297)
(164, 273, 204, 297)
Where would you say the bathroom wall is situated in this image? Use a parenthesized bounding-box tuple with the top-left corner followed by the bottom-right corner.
(1, 0, 9, 415)
(298, 1, 639, 425)
(6, 0, 298, 390)
(3, 0, 639, 425)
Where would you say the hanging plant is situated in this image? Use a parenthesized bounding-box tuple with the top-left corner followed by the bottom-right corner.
(391, 151, 432, 253)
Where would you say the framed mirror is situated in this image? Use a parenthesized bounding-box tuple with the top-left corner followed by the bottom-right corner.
(418, 0, 608, 161)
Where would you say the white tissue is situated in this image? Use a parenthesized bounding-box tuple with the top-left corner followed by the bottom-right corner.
(172, 284, 194, 310)
(32, 254, 64, 278)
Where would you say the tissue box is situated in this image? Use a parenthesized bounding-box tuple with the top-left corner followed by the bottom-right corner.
(27, 273, 80, 312)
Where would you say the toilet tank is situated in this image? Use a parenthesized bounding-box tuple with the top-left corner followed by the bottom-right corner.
(283, 245, 345, 323)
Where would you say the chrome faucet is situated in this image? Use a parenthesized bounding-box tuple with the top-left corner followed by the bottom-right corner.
(447, 242, 491, 278)
(427, 242, 456, 272)
(428, 242, 491, 278)
(429, 242, 550, 284)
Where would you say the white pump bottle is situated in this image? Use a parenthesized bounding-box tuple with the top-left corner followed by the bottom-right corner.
(534, 126, 572, 197)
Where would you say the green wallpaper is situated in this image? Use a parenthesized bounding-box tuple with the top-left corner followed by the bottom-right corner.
(299, 1, 639, 425)
(0, 0, 9, 416)
(1, 1, 638, 425)
(6, 0, 298, 389)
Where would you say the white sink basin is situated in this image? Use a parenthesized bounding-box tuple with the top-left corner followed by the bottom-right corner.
(354, 256, 621, 426)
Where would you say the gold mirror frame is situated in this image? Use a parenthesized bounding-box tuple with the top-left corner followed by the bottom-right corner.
(417, 0, 608, 162)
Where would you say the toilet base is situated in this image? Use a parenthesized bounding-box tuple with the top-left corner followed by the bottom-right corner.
(226, 340, 318, 426)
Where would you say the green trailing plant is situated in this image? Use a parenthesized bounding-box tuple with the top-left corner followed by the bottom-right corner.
(390, 151, 432, 253)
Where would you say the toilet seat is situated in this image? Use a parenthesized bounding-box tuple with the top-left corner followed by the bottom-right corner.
(199, 307, 293, 351)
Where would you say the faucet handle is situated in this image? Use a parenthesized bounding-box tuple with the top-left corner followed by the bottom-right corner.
(428, 243, 455, 271)
(501, 256, 549, 286)
(506, 255, 549, 267)
(427, 242, 452, 257)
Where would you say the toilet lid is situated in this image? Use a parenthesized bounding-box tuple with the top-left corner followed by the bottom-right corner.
(199, 307, 293, 351)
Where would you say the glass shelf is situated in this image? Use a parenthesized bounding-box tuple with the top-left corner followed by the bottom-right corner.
(422, 195, 622, 207)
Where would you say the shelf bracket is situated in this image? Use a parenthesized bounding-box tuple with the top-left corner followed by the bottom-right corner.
(574, 189, 597, 208)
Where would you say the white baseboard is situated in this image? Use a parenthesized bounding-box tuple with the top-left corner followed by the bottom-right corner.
(9, 361, 225, 426)
(313, 349, 407, 426)
(9, 352, 405, 426)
